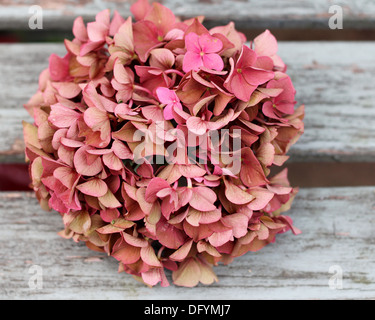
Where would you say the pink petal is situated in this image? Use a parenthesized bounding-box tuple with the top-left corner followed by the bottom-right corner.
(74, 146, 103, 176)
(131, 0, 152, 21)
(177, 164, 206, 179)
(144, 2, 176, 35)
(133, 20, 163, 63)
(52, 82, 81, 99)
(163, 104, 174, 120)
(73, 16, 88, 42)
(109, 11, 125, 36)
(186, 116, 207, 136)
(113, 16, 134, 51)
(76, 178, 108, 197)
(112, 139, 133, 160)
(169, 240, 194, 262)
(257, 142, 275, 167)
(114, 62, 134, 85)
(189, 187, 217, 212)
(242, 68, 274, 86)
(202, 53, 224, 71)
(87, 10, 110, 42)
(240, 148, 268, 187)
(123, 232, 149, 248)
(156, 219, 186, 249)
(49, 53, 70, 82)
(208, 229, 233, 247)
(112, 242, 141, 265)
(87, 21, 108, 42)
(103, 152, 123, 171)
(99, 189, 122, 208)
(254, 29, 278, 57)
(141, 246, 162, 267)
(172, 258, 201, 288)
(187, 208, 221, 226)
(183, 51, 203, 73)
(53, 166, 79, 189)
(49, 103, 81, 128)
(145, 177, 171, 202)
(248, 188, 275, 211)
(262, 101, 280, 120)
(229, 74, 257, 102)
(223, 213, 249, 238)
(150, 48, 175, 70)
(83, 107, 110, 141)
(199, 34, 223, 53)
(141, 269, 162, 287)
(224, 180, 254, 205)
(100, 208, 120, 223)
(184, 32, 200, 53)
(156, 87, 175, 104)
(80, 40, 104, 56)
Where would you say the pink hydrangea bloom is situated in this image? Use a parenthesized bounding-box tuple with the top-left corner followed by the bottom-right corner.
(23, 0, 305, 288)
(156, 87, 183, 120)
(183, 32, 224, 73)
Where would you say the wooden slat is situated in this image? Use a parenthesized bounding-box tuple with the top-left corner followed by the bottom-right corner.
(1, 42, 375, 163)
(0, 0, 374, 31)
(0, 187, 374, 299)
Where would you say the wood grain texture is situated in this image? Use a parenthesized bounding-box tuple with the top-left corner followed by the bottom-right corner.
(0, 187, 374, 300)
(0, 0, 374, 30)
(1, 42, 374, 163)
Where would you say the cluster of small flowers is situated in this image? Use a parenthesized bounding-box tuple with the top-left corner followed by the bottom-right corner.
(24, 0, 304, 287)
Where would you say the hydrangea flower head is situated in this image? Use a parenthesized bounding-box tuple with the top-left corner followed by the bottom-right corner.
(23, 0, 304, 288)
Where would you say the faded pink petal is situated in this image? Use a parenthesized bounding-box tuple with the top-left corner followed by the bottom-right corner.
(156, 218, 186, 249)
(76, 178, 108, 197)
(74, 146, 103, 176)
(150, 48, 175, 70)
(224, 180, 254, 205)
(87, 10, 110, 42)
(109, 11, 125, 36)
(169, 240, 194, 262)
(223, 213, 249, 238)
(131, 0, 152, 21)
(49, 53, 70, 82)
(52, 82, 81, 99)
(172, 258, 201, 287)
(186, 117, 207, 136)
(189, 187, 217, 212)
(254, 29, 278, 57)
(83, 107, 111, 143)
(248, 188, 275, 211)
(144, 2, 176, 35)
(240, 148, 268, 187)
(208, 229, 233, 247)
(145, 177, 171, 202)
(49, 103, 81, 128)
(73, 16, 88, 42)
(100, 208, 120, 223)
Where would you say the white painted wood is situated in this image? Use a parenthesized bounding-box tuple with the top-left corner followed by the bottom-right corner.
(0, 187, 374, 300)
(1, 42, 375, 163)
(0, 0, 374, 30)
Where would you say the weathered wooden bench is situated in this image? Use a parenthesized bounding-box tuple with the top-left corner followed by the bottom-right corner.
(0, 0, 374, 300)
